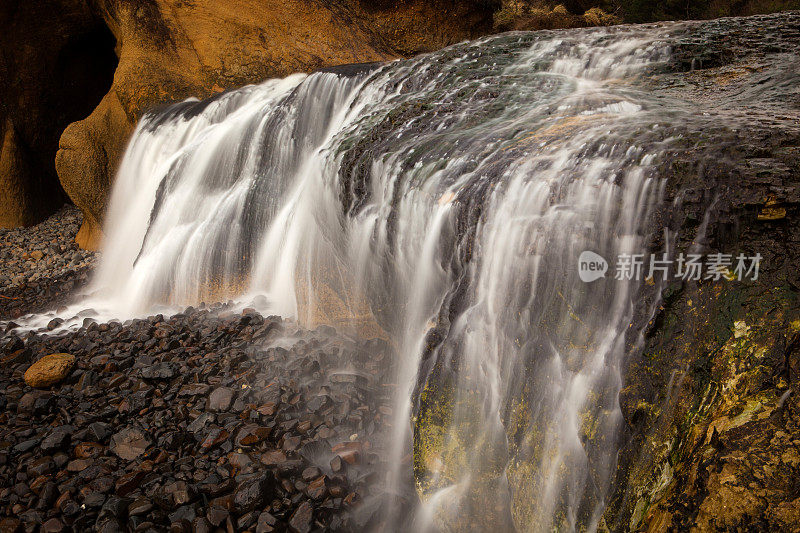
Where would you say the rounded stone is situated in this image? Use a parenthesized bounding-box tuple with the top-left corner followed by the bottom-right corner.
(23, 353, 76, 388)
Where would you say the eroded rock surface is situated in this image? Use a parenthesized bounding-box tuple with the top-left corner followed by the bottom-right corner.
(603, 13, 800, 532)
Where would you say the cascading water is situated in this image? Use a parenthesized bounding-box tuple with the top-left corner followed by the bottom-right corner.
(32, 23, 692, 532)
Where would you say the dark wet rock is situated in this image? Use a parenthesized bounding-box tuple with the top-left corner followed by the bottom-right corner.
(206, 507, 229, 527)
(157, 431, 186, 451)
(0, 347, 31, 366)
(13, 439, 39, 454)
(198, 477, 236, 498)
(66, 458, 92, 472)
(0, 518, 21, 533)
(40, 518, 64, 533)
(288, 501, 313, 533)
(1, 303, 391, 531)
(52, 453, 68, 469)
(39, 425, 74, 453)
(192, 517, 212, 533)
(168, 505, 196, 524)
(74, 442, 104, 459)
(128, 497, 153, 516)
(256, 511, 277, 533)
(207, 387, 234, 411)
(96, 518, 126, 533)
(17, 390, 52, 415)
(140, 363, 175, 380)
(114, 470, 147, 497)
(1, 336, 23, 353)
(306, 476, 328, 500)
(109, 428, 151, 461)
(18, 512, 43, 532)
(84, 491, 107, 508)
(187, 413, 214, 435)
(332, 442, 362, 466)
(60, 499, 80, 517)
(227, 452, 252, 472)
(233, 472, 276, 512)
(199, 428, 229, 450)
(178, 383, 210, 397)
(236, 511, 258, 530)
(282, 436, 302, 452)
(260, 450, 287, 466)
(330, 455, 346, 474)
(236, 424, 270, 447)
(164, 481, 194, 507)
(37, 482, 58, 510)
(84, 422, 111, 443)
(277, 459, 305, 477)
(99, 496, 130, 519)
(301, 467, 321, 482)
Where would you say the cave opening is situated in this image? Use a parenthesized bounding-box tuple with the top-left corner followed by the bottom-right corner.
(35, 22, 119, 218)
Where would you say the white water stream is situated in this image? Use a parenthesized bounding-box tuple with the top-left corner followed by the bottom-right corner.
(22, 25, 687, 532)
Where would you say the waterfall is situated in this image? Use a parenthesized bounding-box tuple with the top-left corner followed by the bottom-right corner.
(52, 24, 685, 532)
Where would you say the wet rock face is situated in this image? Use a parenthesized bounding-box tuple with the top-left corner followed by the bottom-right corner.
(602, 13, 800, 532)
(612, 285, 800, 530)
(0, 306, 398, 531)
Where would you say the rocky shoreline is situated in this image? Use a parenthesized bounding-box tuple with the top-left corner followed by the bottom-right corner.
(0, 206, 96, 321)
(1, 310, 399, 533)
(0, 206, 401, 533)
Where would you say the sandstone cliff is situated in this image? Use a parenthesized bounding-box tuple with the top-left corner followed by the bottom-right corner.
(1, 0, 497, 248)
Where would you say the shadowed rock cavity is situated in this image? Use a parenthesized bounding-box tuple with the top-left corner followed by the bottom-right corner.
(0, 1, 118, 229)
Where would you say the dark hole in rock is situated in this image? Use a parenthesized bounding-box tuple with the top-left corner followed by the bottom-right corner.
(33, 23, 119, 219)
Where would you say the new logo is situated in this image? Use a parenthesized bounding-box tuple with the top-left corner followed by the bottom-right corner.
(578, 251, 608, 282)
